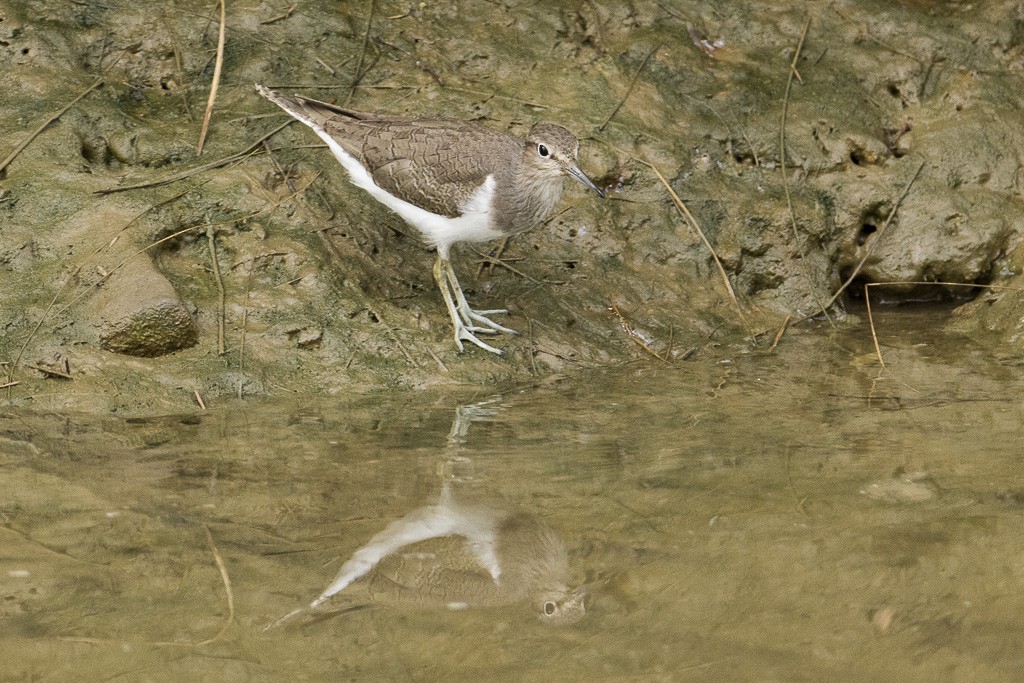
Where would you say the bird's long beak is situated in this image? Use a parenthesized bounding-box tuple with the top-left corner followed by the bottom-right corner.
(565, 164, 606, 198)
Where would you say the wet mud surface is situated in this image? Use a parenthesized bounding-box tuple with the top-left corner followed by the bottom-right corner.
(0, 0, 1022, 411)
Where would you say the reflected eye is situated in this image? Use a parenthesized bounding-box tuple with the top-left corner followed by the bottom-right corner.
(538, 144, 550, 158)
(543, 601, 557, 616)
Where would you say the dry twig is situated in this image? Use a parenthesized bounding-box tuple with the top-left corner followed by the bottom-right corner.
(478, 236, 510, 276)
(196, 0, 227, 155)
(26, 363, 73, 380)
(261, 3, 297, 24)
(238, 257, 257, 375)
(206, 225, 227, 355)
(769, 314, 791, 351)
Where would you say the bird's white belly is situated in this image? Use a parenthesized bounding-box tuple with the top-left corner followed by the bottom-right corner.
(315, 129, 503, 258)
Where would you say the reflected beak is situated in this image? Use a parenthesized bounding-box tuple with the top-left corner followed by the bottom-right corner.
(565, 164, 606, 198)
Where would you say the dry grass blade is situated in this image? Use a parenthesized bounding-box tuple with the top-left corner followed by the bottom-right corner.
(469, 247, 556, 284)
(641, 159, 751, 336)
(238, 257, 258, 375)
(206, 225, 227, 355)
(197, 0, 227, 155)
(440, 86, 548, 110)
(0, 77, 103, 175)
(199, 524, 235, 645)
(25, 363, 73, 379)
(478, 236, 509, 276)
(368, 306, 419, 367)
(769, 314, 791, 351)
(864, 283, 885, 368)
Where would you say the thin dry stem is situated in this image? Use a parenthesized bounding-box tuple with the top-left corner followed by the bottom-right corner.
(864, 283, 885, 368)
(195, 525, 235, 643)
(169, 24, 195, 122)
(206, 226, 227, 355)
(261, 4, 297, 24)
(151, 525, 234, 647)
(368, 306, 419, 367)
(26, 364, 73, 380)
(527, 317, 539, 375)
(769, 314, 791, 351)
(861, 280, 1022, 368)
(426, 346, 448, 372)
(478, 236, 510, 276)
(441, 85, 548, 110)
(196, 0, 227, 155)
(469, 248, 557, 284)
(238, 257, 257, 375)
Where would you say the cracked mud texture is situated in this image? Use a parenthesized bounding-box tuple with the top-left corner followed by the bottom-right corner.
(0, 0, 1021, 414)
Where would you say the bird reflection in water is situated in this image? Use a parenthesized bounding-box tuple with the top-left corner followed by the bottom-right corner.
(268, 397, 585, 628)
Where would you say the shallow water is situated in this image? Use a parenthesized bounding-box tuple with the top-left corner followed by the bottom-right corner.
(3, 310, 1023, 680)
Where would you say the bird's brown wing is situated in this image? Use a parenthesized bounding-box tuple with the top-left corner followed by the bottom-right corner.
(323, 119, 519, 218)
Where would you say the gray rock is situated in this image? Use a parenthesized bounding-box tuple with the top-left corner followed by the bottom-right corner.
(91, 256, 198, 357)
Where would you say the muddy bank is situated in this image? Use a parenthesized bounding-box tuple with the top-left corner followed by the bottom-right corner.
(1, 1, 1021, 414)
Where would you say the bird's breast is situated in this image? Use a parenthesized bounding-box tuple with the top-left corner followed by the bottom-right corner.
(496, 174, 564, 235)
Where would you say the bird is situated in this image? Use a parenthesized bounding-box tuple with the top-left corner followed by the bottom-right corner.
(265, 489, 585, 629)
(255, 84, 604, 355)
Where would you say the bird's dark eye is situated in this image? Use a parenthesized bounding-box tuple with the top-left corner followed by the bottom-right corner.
(543, 601, 557, 616)
(538, 144, 549, 158)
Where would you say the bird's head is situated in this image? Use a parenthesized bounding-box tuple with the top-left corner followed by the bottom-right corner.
(524, 123, 605, 198)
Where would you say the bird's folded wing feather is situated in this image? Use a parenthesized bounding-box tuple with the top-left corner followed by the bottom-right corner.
(325, 121, 517, 218)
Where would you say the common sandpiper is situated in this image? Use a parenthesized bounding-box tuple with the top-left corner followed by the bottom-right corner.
(256, 84, 604, 355)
